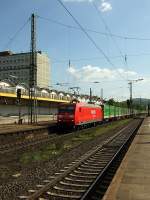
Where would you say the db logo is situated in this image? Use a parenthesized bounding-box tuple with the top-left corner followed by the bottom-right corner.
(91, 110, 96, 114)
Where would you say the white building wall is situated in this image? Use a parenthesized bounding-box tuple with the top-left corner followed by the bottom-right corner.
(0, 51, 51, 88)
(0, 104, 58, 124)
(0, 104, 58, 116)
(37, 53, 50, 88)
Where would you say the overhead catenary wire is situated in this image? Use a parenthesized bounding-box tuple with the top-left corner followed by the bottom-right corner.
(52, 52, 150, 64)
(92, 2, 125, 63)
(92, 1, 131, 81)
(2, 18, 30, 50)
(56, 0, 126, 80)
(38, 15, 150, 41)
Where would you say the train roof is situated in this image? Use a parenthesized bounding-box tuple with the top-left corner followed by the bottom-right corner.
(59, 102, 102, 108)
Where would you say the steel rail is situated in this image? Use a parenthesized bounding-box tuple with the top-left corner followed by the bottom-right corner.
(81, 119, 143, 200)
(19, 119, 142, 200)
(0, 119, 124, 154)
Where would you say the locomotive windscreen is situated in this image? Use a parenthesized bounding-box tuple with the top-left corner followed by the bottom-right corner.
(59, 105, 75, 113)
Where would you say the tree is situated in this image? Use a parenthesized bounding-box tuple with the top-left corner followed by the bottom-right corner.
(107, 98, 115, 105)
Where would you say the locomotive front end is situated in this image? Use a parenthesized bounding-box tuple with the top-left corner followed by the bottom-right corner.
(57, 103, 76, 128)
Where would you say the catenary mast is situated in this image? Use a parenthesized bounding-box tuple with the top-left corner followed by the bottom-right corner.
(28, 13, 37, 124)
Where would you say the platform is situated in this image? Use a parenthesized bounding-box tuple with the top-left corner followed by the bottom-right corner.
(103, 117, 150, 200)
(0, 115, 56, 124)
(0, 120, 56, 145)
(0, 121, 56, 135)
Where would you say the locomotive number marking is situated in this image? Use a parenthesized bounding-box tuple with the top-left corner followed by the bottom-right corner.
(91, 110, 96, 114)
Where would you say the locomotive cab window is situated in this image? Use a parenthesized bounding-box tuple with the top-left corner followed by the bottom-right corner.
(59, 105, 75, 113)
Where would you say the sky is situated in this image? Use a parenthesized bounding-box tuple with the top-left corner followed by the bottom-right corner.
(1, 0, 150, 100)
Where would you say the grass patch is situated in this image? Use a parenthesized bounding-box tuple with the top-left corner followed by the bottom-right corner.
(20, 143, 63, 164)
(20, 119, 132, 164)
(72, 119, 132, 141)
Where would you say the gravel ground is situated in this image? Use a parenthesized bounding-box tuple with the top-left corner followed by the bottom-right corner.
(0, 119, 132, 200)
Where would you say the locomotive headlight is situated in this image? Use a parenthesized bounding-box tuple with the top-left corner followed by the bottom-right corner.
(69, 115, 74, 119)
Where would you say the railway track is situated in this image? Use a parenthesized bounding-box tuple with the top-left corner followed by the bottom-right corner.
(0, 134, 56, 154)
(18, 118, 142, 200)
(0, 119, 126, 154)
(0, 124, 58, 154)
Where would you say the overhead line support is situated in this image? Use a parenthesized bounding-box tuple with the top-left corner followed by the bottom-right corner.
(28, 13, 38, 124)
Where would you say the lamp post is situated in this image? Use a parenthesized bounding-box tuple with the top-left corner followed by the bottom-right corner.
(69, 87, 80, 95)
(49, 82, 70, 92)
(89, 88, 92, 103)
(91, 81, 103, 103)
(128, 78, 143, 115)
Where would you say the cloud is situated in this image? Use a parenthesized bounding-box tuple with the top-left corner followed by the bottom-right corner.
(67, 65, 150, 99)
(63, 0, 94, 2)
(100, 0, 112, 12)
(67, 65, 137, 82)
(63, 0, 112, 13)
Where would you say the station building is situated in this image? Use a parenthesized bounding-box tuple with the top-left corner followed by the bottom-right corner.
(0, 51, 51, 88)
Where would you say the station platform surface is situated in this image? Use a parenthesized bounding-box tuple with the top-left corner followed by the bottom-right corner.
(103, 117, 150, 200)
(0, 115, 56, 124)
(0, 120, 56, 135)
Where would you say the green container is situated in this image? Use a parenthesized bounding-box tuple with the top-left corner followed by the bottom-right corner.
(104, 104, 115, 118)
(110, 105, 115, 117)
(104, 104, 110, 119)
(104, 104, 131, 119)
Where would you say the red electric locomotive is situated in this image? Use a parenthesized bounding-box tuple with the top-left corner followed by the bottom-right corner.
(57, 102, 104, 129)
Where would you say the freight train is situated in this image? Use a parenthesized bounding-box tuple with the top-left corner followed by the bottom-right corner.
(57, 102, 142, 129)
